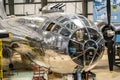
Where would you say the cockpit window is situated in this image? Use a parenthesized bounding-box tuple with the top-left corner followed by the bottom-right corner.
(46, 22, 55, 31)
(60, 28, 71, 37)
(60, 18, 69, 24)
(42, 21, 51, 30)
(78, 16, 90, 26)
(65, 22, 77, 31)
(89, 20, 95, 27)
(52, 25, 61, 33)
(70, 16, 77, 19)
(56, 16, 64, 21)
(89, 20, 98, 29)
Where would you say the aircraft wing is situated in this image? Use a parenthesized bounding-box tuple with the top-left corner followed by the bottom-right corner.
(13, 43, 49, 68)
(0, 17, 50, 68)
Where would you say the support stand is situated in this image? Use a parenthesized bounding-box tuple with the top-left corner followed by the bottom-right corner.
(76, 71, 96, 80)
(114, 33, 120, 67)
(114, 43, 120, 67)
(32, 64, 49, 80)
(114, 58, 120, 67)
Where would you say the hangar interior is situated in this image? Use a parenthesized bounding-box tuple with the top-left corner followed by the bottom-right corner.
(4, 0, 93, 19)
(0, 0, 120, 80)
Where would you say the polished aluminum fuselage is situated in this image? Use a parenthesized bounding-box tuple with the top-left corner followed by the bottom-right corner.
(0, 13, 104, 73)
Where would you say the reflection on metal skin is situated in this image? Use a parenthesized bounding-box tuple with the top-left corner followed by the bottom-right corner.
(1, 12, 105, 73)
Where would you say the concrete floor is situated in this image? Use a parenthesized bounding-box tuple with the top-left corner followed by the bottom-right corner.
(3, 71, 33, 80)
(2, 54, 120, 80)
(92, 55, 120, 80)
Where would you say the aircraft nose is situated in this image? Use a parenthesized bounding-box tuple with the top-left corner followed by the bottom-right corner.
(68, 28, 104, 71)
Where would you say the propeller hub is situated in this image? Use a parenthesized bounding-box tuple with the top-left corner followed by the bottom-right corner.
(101, 25, 115, 42)
(106, 30, 115, 37)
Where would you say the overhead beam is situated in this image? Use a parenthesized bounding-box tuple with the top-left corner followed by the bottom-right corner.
(5, 0, 89, 5)
(25, 0, 34, 3)
(8, 0, 14, 15)
(82, 0, 88, 18)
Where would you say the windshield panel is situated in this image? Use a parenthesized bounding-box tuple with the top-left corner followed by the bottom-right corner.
(60, 28, 71, 37)
(78, 16, 90, 26)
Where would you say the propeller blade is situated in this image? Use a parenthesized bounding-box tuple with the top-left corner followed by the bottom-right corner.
(106, 41, 114, 72)
(107, 0, 111, 25)
(106, 0, 114, 72)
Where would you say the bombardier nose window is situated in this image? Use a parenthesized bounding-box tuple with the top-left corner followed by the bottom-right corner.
(88, 28, 101, 41)
(71, 29, 89, 42)
(69, 27, 104, 69)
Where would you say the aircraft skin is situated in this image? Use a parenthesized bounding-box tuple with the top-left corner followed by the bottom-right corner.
(0, 0, 105, 73)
